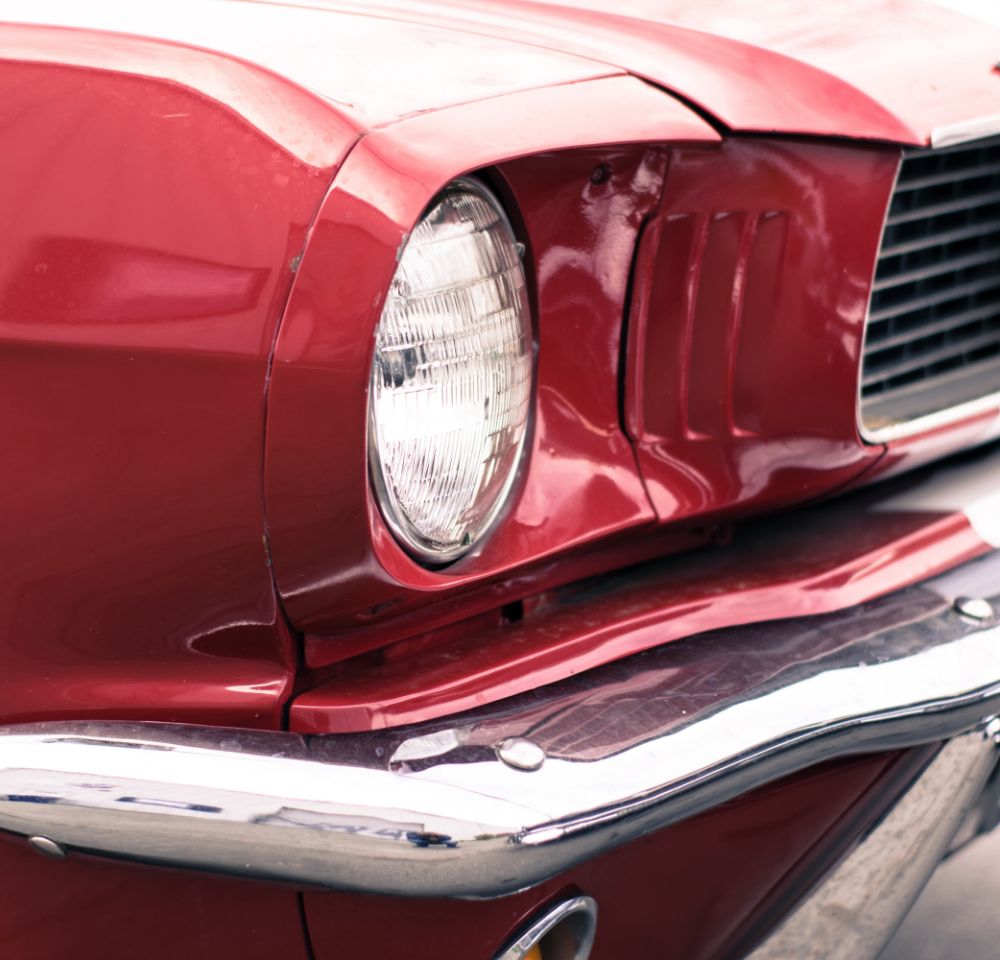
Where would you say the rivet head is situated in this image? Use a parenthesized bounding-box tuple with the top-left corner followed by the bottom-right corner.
(590, 163, 611, 185)
(496, 737, 546, 771)
(27, 836, 66, 860)
(954, 597, 995, 624)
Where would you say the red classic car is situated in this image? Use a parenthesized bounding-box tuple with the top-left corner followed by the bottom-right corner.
(2, 1, 1000, 957)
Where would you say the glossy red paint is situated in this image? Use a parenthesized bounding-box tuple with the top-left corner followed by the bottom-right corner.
(12, 1, 1000, 145)
(291, 475, 986, 733)
(530, 0, 1000, 143)
(263, 75, 718, 636)
(0, 8, 996, 959)
(1, 0, 620, 129)
(0, 835, 310, 960)
(626, 138, 900, 523)
(303, 748, 932, 960)
(293, 0, 1000, 143)
(301, 524, 711, 672)
(0, 26, 338, 952)
(0, 24, 351, 726)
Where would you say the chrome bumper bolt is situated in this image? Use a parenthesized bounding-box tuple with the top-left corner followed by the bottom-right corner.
(985, 718, 1000, 743)
(954, 597, 995, 624)
(27, 836, 66, 860)
(496, 737, 546, 771)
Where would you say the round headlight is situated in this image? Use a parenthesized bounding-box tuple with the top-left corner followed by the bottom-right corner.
(368, 178, 533, 564)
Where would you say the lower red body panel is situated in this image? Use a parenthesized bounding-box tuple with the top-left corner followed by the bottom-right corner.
(302, 750, 930, 960)
(0, 836, 310, 960)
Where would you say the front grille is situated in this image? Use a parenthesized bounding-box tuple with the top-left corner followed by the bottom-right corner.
(860, 137, 1000, 438)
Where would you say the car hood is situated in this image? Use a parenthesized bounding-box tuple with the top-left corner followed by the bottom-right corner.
(7, 0, 1000, 145)
(329, 0, 1000, 144)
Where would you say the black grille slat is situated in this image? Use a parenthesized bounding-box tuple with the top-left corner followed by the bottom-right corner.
(884, 189, 1000, 227)
(868, 273, 1000, 324)
(893, 161, 1000, 193)
(864, 301, 1000, 353)
(862, 328, 1000, 388)
(880, 218, 1000, 259)
(861, 136, 1000, 427)
(872, 247, 1000, 293)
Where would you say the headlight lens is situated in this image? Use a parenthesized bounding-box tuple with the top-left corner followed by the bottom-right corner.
(369, 178, 533, 563)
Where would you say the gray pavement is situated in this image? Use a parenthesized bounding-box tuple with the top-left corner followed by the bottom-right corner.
(880, 829, 1000, 959)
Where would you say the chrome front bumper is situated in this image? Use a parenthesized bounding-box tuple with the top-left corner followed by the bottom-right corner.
(0, 549, 999, 906)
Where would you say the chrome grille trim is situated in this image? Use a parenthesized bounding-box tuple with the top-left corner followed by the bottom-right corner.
(932, 113, 1000, 150)
(860, 137, 1000, 442)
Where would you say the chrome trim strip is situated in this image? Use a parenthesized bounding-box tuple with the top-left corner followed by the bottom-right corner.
(870, 441, 1000, 547)
(748, 722, 1000, 960)
(1, 550, 1000, 899)
(857, 149, 902, 445)
(932, 113, 1000, 149)
(495, 896, 597, 960)
(862, 387, 1000, 444)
